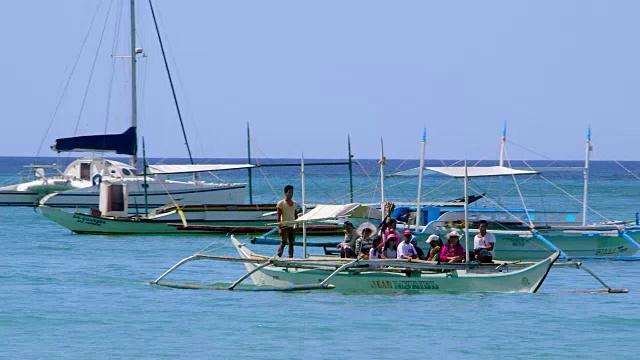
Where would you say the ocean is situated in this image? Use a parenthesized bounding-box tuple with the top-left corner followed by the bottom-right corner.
(1, 156, 639, 359)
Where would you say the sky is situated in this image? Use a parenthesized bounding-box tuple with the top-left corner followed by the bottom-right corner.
(1, 0, 639, 161)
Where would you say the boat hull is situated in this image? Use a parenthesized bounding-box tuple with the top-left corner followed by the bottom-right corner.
(40, 182, 246, 210)
(231, 236, 559, 293)
(38, 206, 341, 235)
(494, 230, 638, 260)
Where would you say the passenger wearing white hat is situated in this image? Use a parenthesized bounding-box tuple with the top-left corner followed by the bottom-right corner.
(441, 230, 465, 263)
(426, 234, 442, 261)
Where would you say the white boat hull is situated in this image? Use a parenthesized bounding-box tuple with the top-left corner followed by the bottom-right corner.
(231, 236, 559, 293)
(40, 181, 246, 210)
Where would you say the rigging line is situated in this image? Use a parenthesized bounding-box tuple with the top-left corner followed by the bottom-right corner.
(35, 0, 106, 160)
(464, 180, 530, 229)
(510, 174, 534, 229)
(306, 176, 342, 205)
(614, 160, 640, 181)
(519, 158, 552, 225)
(506, 140, 558, 162)
(539, 175, 612, 223)
(105, 0, 124, 134)
(144, 1, 204, 157)
(256, 165, 281, 200)
(417, 177, 457, 202)
(73, 0, 116, 137)
(148, 0, 194, 165)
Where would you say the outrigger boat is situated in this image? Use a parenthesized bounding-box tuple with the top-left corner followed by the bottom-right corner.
(150, 161, 627, 293)
(151, 236, 560, 293)
(389, 127, 640, 260)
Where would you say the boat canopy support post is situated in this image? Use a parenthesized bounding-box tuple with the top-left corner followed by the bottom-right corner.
(247, 123, 253, 204)
(228, 260, 274, 290)
(348, 135, 353, 203)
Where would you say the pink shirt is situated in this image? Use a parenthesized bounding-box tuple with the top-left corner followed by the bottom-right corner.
(440, 243, 465, 261)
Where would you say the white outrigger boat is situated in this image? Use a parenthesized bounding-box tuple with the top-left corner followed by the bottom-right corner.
(150, 236, 560, 293)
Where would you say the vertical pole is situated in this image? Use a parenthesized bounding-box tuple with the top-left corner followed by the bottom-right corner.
(582, 127, 591, 226)
(130, 0, 138, 168)
(415, 128, 426, 228)
(247, 123, 253, 204)
(464, 160, 469, 264)
(142, 137, 148, 215)
(499, 121, 506, 167)
(380, 138, 385, 220)
(348, 135, 353, 203)
(301, 154, 307, 258)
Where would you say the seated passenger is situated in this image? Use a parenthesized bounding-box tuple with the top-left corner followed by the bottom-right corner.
(410, 237, 426, 260)
(382, 235, 398, 259)
(368, 237, 384, 267)
(397, 229, 419, 259)
(356, 225, 375, 259)
(473, 220, 496, 263)
(337, 221, 357, 258)
(425, 234, 442, 261)
(440, 230, 466, 263)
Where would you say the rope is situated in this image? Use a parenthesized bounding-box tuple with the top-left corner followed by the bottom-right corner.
(35, 0, 106, 160)
(148, 0, 194, 165)
(614, 160, 640, 181)
(72, 0, 115, 137)
(539, 175, 611, 223)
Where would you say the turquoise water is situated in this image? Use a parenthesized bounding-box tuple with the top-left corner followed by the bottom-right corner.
(2, 157, 640, 359)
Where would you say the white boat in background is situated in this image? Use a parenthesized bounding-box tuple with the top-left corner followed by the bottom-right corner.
(0, 0, 249, 210)
(36, 160, 249, 210)
(1, 158, 248, 209)
(0, 164, 88, 206)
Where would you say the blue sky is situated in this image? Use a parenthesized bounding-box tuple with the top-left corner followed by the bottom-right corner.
(1, 1, 639, 161)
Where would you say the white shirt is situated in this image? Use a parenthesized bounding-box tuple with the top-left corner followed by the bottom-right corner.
(474, 232, 497, 256)
(397, 241, 418, 259)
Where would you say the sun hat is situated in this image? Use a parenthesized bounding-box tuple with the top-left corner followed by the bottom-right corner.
(445, 229, 461, 239)
(426, 234, 440, 243)
(356, 222, 377, 236)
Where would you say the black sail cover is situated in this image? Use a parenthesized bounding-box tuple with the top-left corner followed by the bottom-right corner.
(50, 127, 137, 156)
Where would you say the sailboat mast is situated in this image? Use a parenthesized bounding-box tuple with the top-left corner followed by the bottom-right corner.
(499, 121, 506, 167)
(582, 127, 591, 226)
(130, 0, 138, 168)
(415, 128, 426, 228)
